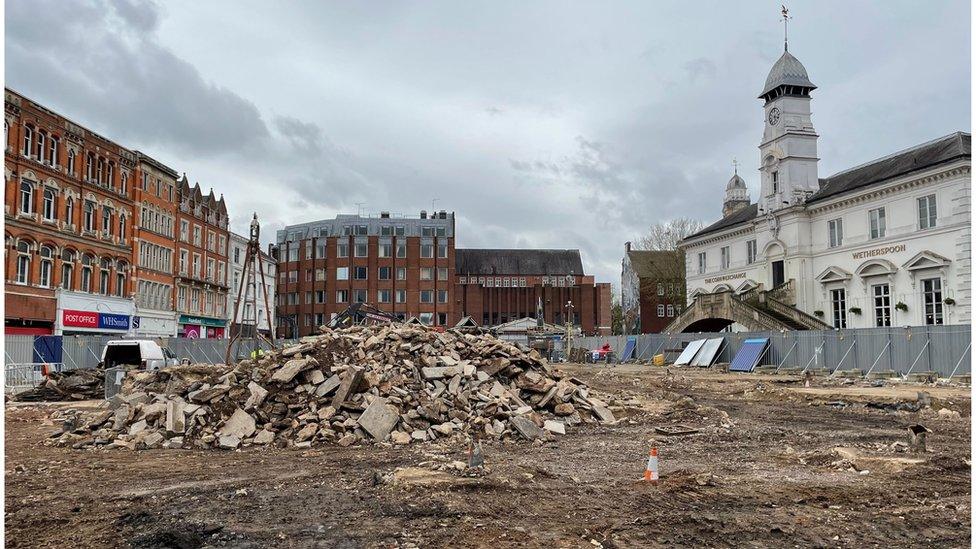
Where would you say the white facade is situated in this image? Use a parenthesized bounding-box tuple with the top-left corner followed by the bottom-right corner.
(682, 47, 970, 330)
(227, 231, 276, 334)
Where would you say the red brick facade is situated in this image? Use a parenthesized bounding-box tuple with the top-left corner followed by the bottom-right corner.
(4, 89, 135, 333)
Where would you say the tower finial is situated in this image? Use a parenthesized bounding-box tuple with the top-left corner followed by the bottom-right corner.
(781, 5, 791, 52)
(732, 158, 739, 175)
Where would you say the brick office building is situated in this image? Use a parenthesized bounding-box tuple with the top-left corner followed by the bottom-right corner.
(274, 211, 611, 337)
(174, 176, 230, 338)
(132, 152, 179, 337)
(274, 211, 455, 338)
(455, 249, 612, 335)
(620, 242, 686, 333)
(4, 88, 137, 336)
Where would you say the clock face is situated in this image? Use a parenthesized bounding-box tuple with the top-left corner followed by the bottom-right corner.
(767, 108, 781, 126)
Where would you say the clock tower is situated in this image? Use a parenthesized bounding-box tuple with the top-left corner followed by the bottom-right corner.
(757, 37, 819, 214)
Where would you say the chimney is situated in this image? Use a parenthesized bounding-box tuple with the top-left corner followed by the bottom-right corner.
(380, 211, 390, 219)
(420, 210, 427, 219)
(625, 241, 631, 252)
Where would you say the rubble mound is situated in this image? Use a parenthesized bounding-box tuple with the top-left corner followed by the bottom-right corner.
(55, 324, 617, 450)
(13, 368, 105, 402)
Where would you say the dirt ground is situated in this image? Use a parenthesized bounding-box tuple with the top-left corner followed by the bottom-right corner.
(5, 364, 972, 548)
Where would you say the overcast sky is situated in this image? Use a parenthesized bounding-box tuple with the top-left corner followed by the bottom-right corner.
(6, 1, 971, 291)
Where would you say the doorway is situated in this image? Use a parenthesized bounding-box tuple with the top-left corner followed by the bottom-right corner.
(772, 260, 785, 287)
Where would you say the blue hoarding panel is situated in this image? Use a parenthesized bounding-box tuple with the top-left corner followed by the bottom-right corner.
(621, 337, 637, 361)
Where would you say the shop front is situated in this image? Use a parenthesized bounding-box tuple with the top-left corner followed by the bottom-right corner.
(55, 290, 136, 336)
(178, 314, 227, 339)
(134, 308, 178, 338)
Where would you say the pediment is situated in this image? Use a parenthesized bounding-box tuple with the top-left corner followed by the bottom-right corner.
(855, 259, 897, 278)
(816, 266, 852, 283)
(902, 250, 950, 271)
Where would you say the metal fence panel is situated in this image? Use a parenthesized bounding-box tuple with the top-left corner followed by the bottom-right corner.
(4, 336, 34, 364)
(575, 325, 972, 377)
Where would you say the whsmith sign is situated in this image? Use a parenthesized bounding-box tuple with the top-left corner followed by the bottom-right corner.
(61, 310, 131, 331)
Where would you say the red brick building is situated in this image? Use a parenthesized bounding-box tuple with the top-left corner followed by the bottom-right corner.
(620, 243, 685, 333)
(174, 176, 230, 338)
(4, 88, 136, 335)
(455, 249, 611, 335)
(132, 152, 179, 337)
(274, 211, 456, 337)
(274, 212, 611, 337)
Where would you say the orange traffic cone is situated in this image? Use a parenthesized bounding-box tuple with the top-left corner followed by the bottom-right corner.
(643, 447, 659, 482)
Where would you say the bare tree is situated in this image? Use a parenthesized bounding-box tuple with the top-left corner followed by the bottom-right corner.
(634, 217, 704, 251)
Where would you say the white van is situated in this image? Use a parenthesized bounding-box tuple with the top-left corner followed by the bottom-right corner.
(100, 340, 180, 371)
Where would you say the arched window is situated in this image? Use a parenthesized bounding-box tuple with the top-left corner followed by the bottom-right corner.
(61, 249, 75, 290)
(107, 162, 114, 188)
(115, 260, 127, 297)
(42, 188, 56, 220)
(36, 131, 46, 163)
(81, 254, 94, 292)
(96, 157, 104, 184)
(38, 245, 53, 288)
(65, 197, 74, 225)
(120, 172, 128, 194)
(83, 200, 95, 231)
(86, 153, 94, 181)
(22, 125, 33, 157)
(49, 136, 58, 167)
(3, 120, 8, 150)
(20, 181, 33, 214)
(101, 207, 112, 236)
(15, 240, 32, 284)
(99, 257, 111, 294)
(67, 149, 75, 175)
(119, 213, 126, 240)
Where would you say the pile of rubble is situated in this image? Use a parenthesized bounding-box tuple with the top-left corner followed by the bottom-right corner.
(14, 368, 105, 402)
(53, 324, 617, 450)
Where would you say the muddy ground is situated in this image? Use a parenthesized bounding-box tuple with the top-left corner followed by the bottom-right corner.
(5, 364, 972, 548)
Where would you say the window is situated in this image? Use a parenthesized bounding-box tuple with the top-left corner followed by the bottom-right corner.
(120, 172, 127, 194)
(99, 258, 111, 295)
(81, 254, 93, 292)
(667, 305, 675, 317)
(315, 268, 326, 281)
(286, 246, 299, 262)
(355, 243, 367, 257)
(207, 231, 215, 251)
(918, 195, 937, 230)
(179, 250, 188, 275)
(180, 220, 189, 241)
(102, 207, 112, 236)
(869, 208, 886, 240)
(38, 246, 53, 287)
(49, 137, 58, 166)
(15, 241, 31, 284)
(353, 289, 367, 303)
(337, 243, 348, 258)
(218, 235, 226, 254)
(830, 288, 847, 329)
(395, 289, 406, 303)
(657, 283, 664, 296)
(395, 226, 405, 236)
(193, 225, 201, 246)
(438, 290, 448, 303)
(438, 243, 448, 258)
(396, 243, 406, 258)
(22, 125, 32, 156)
(192, 254, 201, 277)
(828, 218, 843, 248)
(420, 267, 433, 280)
(421, 244, 433, 258)
(84, 201, 95, 231)
(86, 153, 94, 181)
(19, 182, 33, 214)
(233, 247, 240, 264)
(657, 304, 665, 317)
(381, 226, 392, 236)
(922, 278, 944, 325)
(419, 312, 433, 326)
(355, 225, 367, 236)
(315, 290, 326, 304)
(872, 283, 891, 327)
(378, 266, 391, 280)
(315, 241, 326, 258)
(437, 267, 448, 281)
(67, 149, 75, 175)
(36, 132, 45, 163)
(305, 292, 313, 305)
(378, 243, 392, 257)
(115, 263, 127, 297)
(377, 290, 391, 303)
(771, 171, 778, 193)
(420, 290, 433, 303)
(336, 267, 349, 280)
(720, 246, 730, 269)
(697, 252, 706, 274)
(119, 214, 126, 240)
(396, 267, 406, 280)
(354, 266, 368, 280)
(42, 188, 56, 220)
(746, 240, 757, 264)
(61, 249, 75, 290)
(422, 227, 435, 237)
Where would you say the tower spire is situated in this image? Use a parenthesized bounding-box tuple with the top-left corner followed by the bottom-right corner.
(732, 158, 739, 175)
(781, 5, 791, 52)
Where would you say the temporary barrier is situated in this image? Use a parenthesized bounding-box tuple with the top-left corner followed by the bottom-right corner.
(674, 339, 707, 365)
(691, 338, 724, 367)
(729, 338, 770, 372)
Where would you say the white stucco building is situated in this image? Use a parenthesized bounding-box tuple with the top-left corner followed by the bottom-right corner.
(680, 44, 970, 330)
(227, 231, 276, 336)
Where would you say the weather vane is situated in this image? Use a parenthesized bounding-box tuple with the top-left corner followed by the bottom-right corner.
(781, 5, 792, 52)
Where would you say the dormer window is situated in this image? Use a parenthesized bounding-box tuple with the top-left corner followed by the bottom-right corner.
(771, 171, 779, 193)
